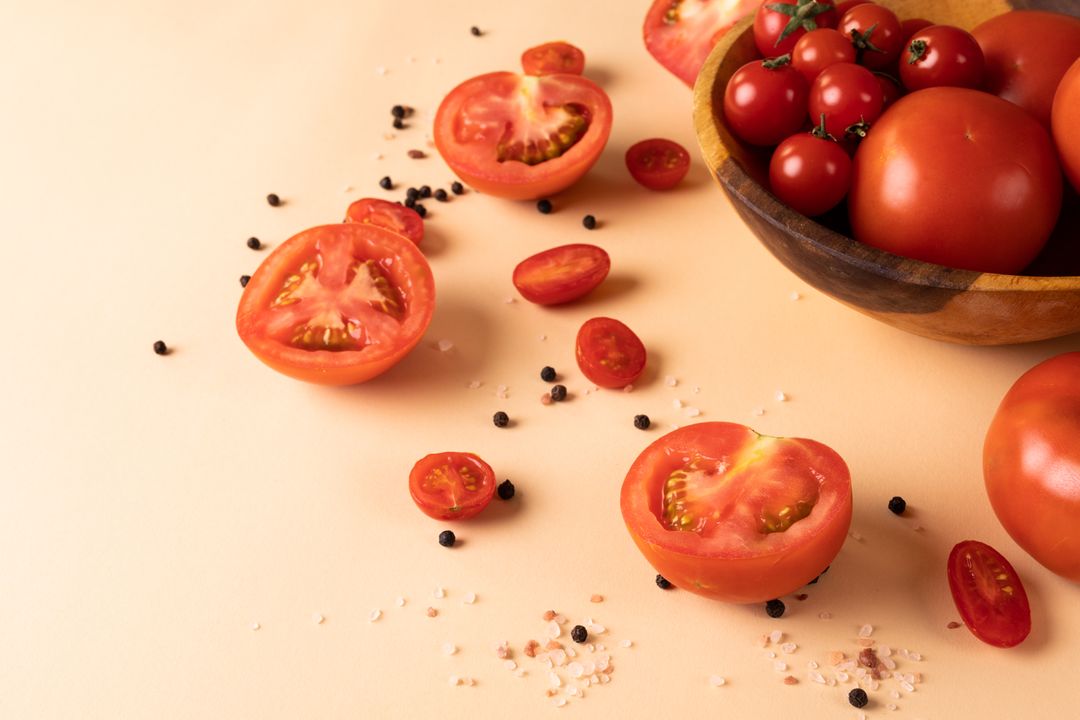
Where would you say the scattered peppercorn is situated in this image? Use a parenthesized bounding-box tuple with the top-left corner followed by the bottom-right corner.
(582, 214, 597, 230)
(570, 625, 588, 643)
(765, 599, 786, 618)
(393, 117, 405, 130)
(888, 496, 907, 515)
(246, 236, 261, 250)
(497, 479, 515, 500)
(438, 530, 456, 547)
(634, 414, 651, 430)
(266, 193, 281, 206)
(239, 275, 250, 287)
(406, 187, 419, 201)
(419, 185, 432, 198)
(794, 593, 809, 601)
(493, 411, 510, 428)
(451, 181, 465, 195)
(380, 176, 393, 190)
(655, 574, 673, 590)
(404, 196, 417, 209)
(414, 203, 428, 218)
(470, 25, 482, 36)
(848, 688, 869, 709)
(408, 149, 426, 159)
(536, 198, 553, 214)
(550, 384, 567, 402)
(391, 105, 406, 118)
(434, 188, 448, 202)
(540, 366, 557, 382)
(153, 340, 168, 355)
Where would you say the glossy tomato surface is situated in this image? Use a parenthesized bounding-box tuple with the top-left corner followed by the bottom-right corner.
(792, 28, 856, 84)
(621, 422, 852, 603)
(849, 88, 1062, 274)
(575, 317, 646, 389)
(625, 138, 691, 190)
(753, 0, 838, 58)
(899, 25, 985, 91)
(644, 0, 761, 87)
(236, 224, 435, 385)
(808, 62, 882, 138)
(769, 131, 852, 216)
(521, 41, 585, 76)
(1052, 57, 1080, 194)
(899, 17, 934, 42)
(409, 452, 496, 521)
(723, 57, 809, 147)
(434, 72, 612, 200)
(839, 3, 903, 70)
(984, 353, 1080, 582)
(345, 197, 424, 246)
(948, 541, 1031, 648)
(513, 244, 610, 305)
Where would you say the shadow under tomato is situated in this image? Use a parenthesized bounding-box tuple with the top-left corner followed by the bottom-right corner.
(418, 223, 450, 259)
(465, 490, 524, 526)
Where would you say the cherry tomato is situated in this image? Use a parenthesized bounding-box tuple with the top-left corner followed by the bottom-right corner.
(433, 72, 612, 200)
(236, 224, 435, 385)
(575, 317, 646, 389)
(643, 0, 761, 87)
(948, 540, 1031, 648)
(521, 41, 585, 76)
(625, 138, 691, 190)
(621, 422, 852, 603)
(723, 56, 809, 147)
(512, 244, 610, 305)
(792, 28, 856, 84)
(344, 198, 424, 246)
(973, 10, 1080, 129)
(849, 88, 1061, 274)
(899, 17, 933, 41)
(1053, 58, 1080, 194)
(899, 25, 984, 91)
(839, 3, 903, 71)
(769, 122, 852, 216)
(984, 352, 1080, 581)
(808, 62, 882, 138)
(409, 452, 496, 521)
(832, 0, 870, 15)
(875, 72, 902, 110)
(753, 0, 838, 58)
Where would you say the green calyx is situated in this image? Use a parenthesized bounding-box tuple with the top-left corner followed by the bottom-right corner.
(907, 39, 928, 64)
(849, 23, 885, 63)
(811, 113, 837, 142)
(762, 54, 793, 70)
(764, 0, 835, 46)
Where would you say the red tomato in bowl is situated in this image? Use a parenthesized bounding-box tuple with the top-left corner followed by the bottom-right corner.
(899, 17, 933, 42)
(344, 198, 424, 246)
(625, 138, 691, 190)
(644, 0, 761, 87)
(769, 127, 852, 216)
(621, 422, 852, 603)
(899, 25, 985, 92)
(433, 72, 612, 200)
(984, 353, 1080, 582)
(575, 317, 646, 389)
(723, 57, 809, 146)
(839, 3, 903, 71)
(808, 62, 882, 138)
(849, 87, 1062, 274)
(792, 28, 856, 84)
(236, 224, 435, 385)
(1052, 57, 1080, 194)
(513, 244, 610, 305)
(753, 0, 838, 58)
(410, 452, 496, 520)
(521, 41, 585, 76)
(948, 540, 1031, 648)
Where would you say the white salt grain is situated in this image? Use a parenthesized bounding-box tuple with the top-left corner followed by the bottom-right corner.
(665, 375, 678, 387)
(774, 661, 788, 672)
(686, 407, 701, 417)
(546, 621, 562, 638)
(837, 672, 849, 682)
(767, 651, 777, 659)
(504, 659, 517, 670)
(790, 291, 802, 301)
(250, 622, 260, 631)
(312, 613, 325, 625)
(882, 657, 897, 670)
(891, 690, 901, 699)
(588, 623, 606, 635)
(769, 630, 784, 644)
(776, 391, 788, 402)
(566, 647, 577, 658)
(463, 592, 477, 604)
(437, 339, 454, 352)
(396, 597, 406, 607)
(901, 681, 915, 692)
(434, 587, 446, 599)
(549, 671, 563, 687)
(809, 671, 826, 684)
(467, 380, 482, 389)
(464, 677, 475, 687)
(887, 703, 898, 711)
(369, 609, 382, 622)
(808, 661, 819, 669)
(567, 686, 582, 697)
(858, 624, 874, 638)
(623, 384, 634, 393)
(693, 386, 701, 394)
(909, 652, 923, 661)
(753, 407, 766, 416)
(781, 642, 797, 654)
(819, 611, 833, 620)
(568, 662, 585, 678)
(673, 398, 684, 409)
(443, 643, 457, 656)
(600, 674, 611, 684)
(554, 697, 567, 708)
(504, 296, 515, 304)
(849, 530, 864, 541)
(449, 675, 461, 686)
(709, 675, 727, 687)
(551, 649, 567, 666)
(619, 639, 633, 648)
(515, 668, 527, 678)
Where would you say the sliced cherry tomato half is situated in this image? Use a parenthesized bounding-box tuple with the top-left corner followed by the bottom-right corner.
(521, 41, 585, 76)
(409, 452, 496, 521)
(513, 244, 610, 305)
(621, 422, 853, 603)
(434, 72, 613, 200)
(947, 540, 1031, 648)
(625, 138, 691, 191)
(236, 223, 435, 385)
(575, 317, 647, 389)
(644, 0, 762, 87)
(344, 197, 424, 246)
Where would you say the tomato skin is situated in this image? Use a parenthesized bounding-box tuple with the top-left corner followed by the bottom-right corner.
(723, 58, 809, 147)
(644, 0, 762, 87)
(409, 452, 496, 521)
(769, 132, 852, 216)
(875, 72, 902, 110)
(808, 62, 882, 138)
(433, 72, 613, 200)
(575, 317, 647, 389)
(839, 3, 903, 71)
(899, 25, 985, 92)
(947, 541, 1031, 648)
(620, 422, 852, 603)
(512, 244, 611, 305)
(625, 138, 691, 191)
(899, 17, 933, 42)
(792, 28, 856, 84)
(849, 87, 1062, 274)
(984, 353, 1080, 582)
(1052, 57, 1080, 194)
(344, 198, 424, 246)
(753, 0, 839, 58)
(832, 0, 869, 15)
(521, 41, 585, 76)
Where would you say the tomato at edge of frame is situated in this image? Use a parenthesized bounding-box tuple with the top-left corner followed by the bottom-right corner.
(344, 198, 424, 246)
(1052, 56, 1080, 194)
(625, 138, 691, 190)
(947, 540, 1032, 648)
(620, 422, 853, 603)
(643, 0, 762, 87)
(575, 317, 647, 389)
(753, 0, 839, 59)
(521, 41, 586, 76)
(409, 452, 497, 521)
(512, 244, 611, 305)
(236, 223, 436, 385)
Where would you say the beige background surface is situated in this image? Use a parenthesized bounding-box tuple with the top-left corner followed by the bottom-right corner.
(3, 1, 1079, 718)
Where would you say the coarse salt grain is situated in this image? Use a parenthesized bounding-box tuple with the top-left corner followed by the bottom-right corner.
(588, 623, 606, 635)
(887, 703, 898, 711)
(504, 296, 515, 304)
(849, 530, 865, 542)
(467, 380, 482, 389)
(546, 640, 562, 651)
(443, 643, 457, 655)
(551, 649, 568, 666)
(837, 672, 849, 682)
(250, 622, 260, 631)
(312, 613, 325, 625)
(809, 671, 826, 684)
(774, 661, 788, 672)
(619, 639, 633, 648)
(781, 642, 797, 654)
(568, 662, 585, 678)
(901, 681, 915, 692)
(891, 690, 901, 699)
(554, 698, 567, 708)
(496, 643, 511, 659)
(858, 624, 874, 638)
(396, 597, 406, 607)
(909, 652, 922, 661)
(623, 384, 634, 393)
(693, 386, 701, 393)
(600, 674, 611, 684)
(596, 644, 605, 652)
(783, 676, 798, 685)
(819, 611, 833, 620)
(879, 645, 892, 657)
(827, 651, 845, 665)
(546, 621, 562, 638)
(434, 587, 446, 599)
(769, 630, 784, 644)
(665, 375, 678, 387)
(427, 607, 438, 617)
(767, 652, 776, 659)
(673, 399, 684, 409)
(437, 339, 454, 352)
(496, 385, 509, 399)
(448, 675, 462, 687)
(709, 675, 726, 687)
(686, 407, 701, 417)
(882, 657, 896, 670)
(515, 668, 527, 678)
(790, 291, 801, 301)
(369, 609, 382, 622)
(504, 660, 517, 671)
(463, 592, 477, 604)
(568, 686, 582, 698)
(808, 661, 819, 669)
(776, 391, 788, 402)
(753, 407, 765, 416)
(554, 614, 567, 624)
(549, 671, 563, 687)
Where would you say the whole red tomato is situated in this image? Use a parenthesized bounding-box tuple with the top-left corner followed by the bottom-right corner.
(792, 28, 856, 84)
(769, 122, 852, 216)
(839, 3, 904, 71)
(1052, 57, 1080, 194)
(753, 0, 838, 58)
(849, 88, 1062, 273)
(723, 56, 809, 146)
(899, 25, 985, 91)
(984, 353, 1080, 582)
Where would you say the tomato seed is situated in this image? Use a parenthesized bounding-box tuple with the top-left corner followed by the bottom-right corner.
(451, 181, 465, 195)
(434, 189, 448, 202)
(470, 25, 482, 36)
(438, 530, 456, 547)
(540, 366, 557, 382)
(239, 275, 250, 287)
(655, 574, 673, 590)
(246, 236, 261, 250)
(153, 340, 168, 355)
(888, 496, 907, 515)
(415, 204, 428, 218)
(379, 176, 393, 190)
(550, 384, 567, 402)
(633, 414, 651, 430)
(497, 479, 515, 500)
(848, 688, 869, 708)
(570, 625, 588, 643)
(266, 193, 281, 206)
(582, 214, 597, 230)
(765, 599, 786, 618)
(536, 198, 553, 214)
(493, 411, 510, 428)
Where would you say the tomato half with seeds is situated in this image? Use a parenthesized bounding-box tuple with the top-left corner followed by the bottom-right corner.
(521, 41, 585, 76)
(947, 540, 1031, 648)
(621, 422, 852, 603)
(236, 223, 435, 385)
(344, 198, 424, 246)
(410, 452, 496, 521)
(625, 138, 691, 190)
(513, 244, 610, 305)
(643, 0, 761, 87)
(434, 72, 612, 200)
(575, 317, 646, 389)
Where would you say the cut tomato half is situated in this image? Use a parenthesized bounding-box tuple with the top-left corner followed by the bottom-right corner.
(575, 317, 646, 389)
(626, 138, 691, 190)
(522, 41, 586, 76)
(410, 452, 496, 520)
(947, 540, 1031, 648)
(344, 198, 424, 246)
(513, 244, 610, 305)
(644, 0, 762, 87)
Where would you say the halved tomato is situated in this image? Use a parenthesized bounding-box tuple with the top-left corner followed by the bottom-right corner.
(644, 0, 762, 87)
(409, 452, 496, 520)
(513, 244, 610, 305)
(575, 317, 646, 389)
(947, 540, 1031, 648)
(522, 41, 586, 76)
(236, 223, 435, 385)
(625, 138, 691, 191)
(621, 422, 852, 603)
(433, 72, 612, 200)
(344, 198, 424, 246)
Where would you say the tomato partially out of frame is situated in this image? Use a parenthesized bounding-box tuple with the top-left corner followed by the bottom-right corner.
(575, 317, 647, 389)
(1052, 57, 1080, 194)
(344, 197, 424, 246)
(513, 244, 610, 305)
(236, 224, 435, 385)
(643, 0, 761, 87)
(625, 138, 691, 191)
(621, 422, 853, 603)
(521, 41, 585, 76)
(409, 452, 496, 521)
(434, 72, 612, 200)
(947, 540, 1031, 648)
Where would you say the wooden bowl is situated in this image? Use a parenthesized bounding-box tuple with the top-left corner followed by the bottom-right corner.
(693, 0, 1080, 345)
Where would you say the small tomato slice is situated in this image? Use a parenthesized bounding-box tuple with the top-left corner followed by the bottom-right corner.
(625, 138, 691, 191)
(513, 244, 610, 305)
(433, 72, 612, 200)
(522, 41, 585, 76)
(947, 540, 1031, 648)
(410, 452, 496, 521)
(575, 317, 646, 389)
(344, 198, 424, 246)
(621, 422, 853, 603)
(644, 0, 761, 87)
(236, 224, 435, 385)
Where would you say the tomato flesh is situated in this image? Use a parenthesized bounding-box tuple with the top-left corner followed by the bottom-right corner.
(522, 41, 585, 76)
(513, 244, 610, 305)
(345, 198, 424, 246)
(947, 541, 1031, 648)
(644, 0, 761, 87)
(626, 138, 691, 191)
(575, 317, 647, 389)
(409, 452, 496, 521)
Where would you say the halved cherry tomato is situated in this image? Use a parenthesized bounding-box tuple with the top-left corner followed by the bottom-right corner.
(792, 28, 856, 84)
(947, 540, 1031, 648)
(625, 138, 691, 191)
(621, 422, 853, 603)
(513, 244, 610, 305)
(899, 25, 984, 91)
(723, 56, 809, 147)
(808, 62, 882, 138)
(521, 41, 585, 76)
(236, 223, 435, 385)
(344, 198, 424, 246)
(839, 3, 903, 71)
(575, 317, 646, 389)
(753, 0, 838, 58)
(1053, 58, 1080, 194)
(434, 72, 612, 200)
(643, 0, 761, 87)
(409, 452, 496, 520)
(769, 121, 852, 216)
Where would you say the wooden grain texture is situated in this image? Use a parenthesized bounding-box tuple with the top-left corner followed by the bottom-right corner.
(693, 0, 1080, 345)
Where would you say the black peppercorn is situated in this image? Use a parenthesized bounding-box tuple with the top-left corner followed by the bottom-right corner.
(391, 105, 405, 118)
(570, 625, 588, 643)
(451, 181, 465, 195)
(550, 384, 567, 402)
(540, 366, 556, 382)
(239, 275, 250, 287)
(414, 203, 427, 218)
(848, 688, 868, 709)
(404, 196, 416, 209)
(266, 193, 281, 206)
(153, 340, 168, 355)
(493, 411, 509, 428)
(470, 25, 482, 36)
(246, 237, 261, 250)
(406, 187, 419, 201)
(655, 574, 673, 590)
(379, 176, 393, 190)
(888, 496, 907, 515)
(434, 189, 448, 202)
(392, 117, 404, 129)
(634, 414, 651, 430)
(536, 198, 552, 214)
(497, 479, 515, 500)
(438, 530, 456, 547)
(419, 185, 432, 198)
(582, 214, 597, 230)
(765, 599, 786, 618)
